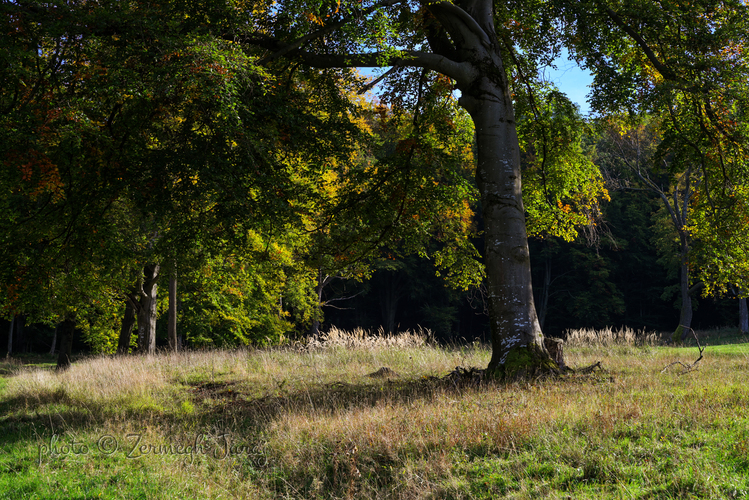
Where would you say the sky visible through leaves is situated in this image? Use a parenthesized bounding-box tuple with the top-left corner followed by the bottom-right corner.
(542, 49, 594, 115)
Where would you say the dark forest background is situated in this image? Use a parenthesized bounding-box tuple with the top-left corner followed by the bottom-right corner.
(2, 189, 740, 355)
(322, 190, 738, 343)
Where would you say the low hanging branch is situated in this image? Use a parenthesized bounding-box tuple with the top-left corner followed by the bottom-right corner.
(661, 326, 705, 375)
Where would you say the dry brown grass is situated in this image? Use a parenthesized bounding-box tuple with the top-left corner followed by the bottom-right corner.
(564, 325, 663, 347)
(302, 326, 433, 350)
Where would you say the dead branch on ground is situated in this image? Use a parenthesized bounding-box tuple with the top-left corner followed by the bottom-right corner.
(661, 327, 705, 375)
(575, 361, 603, 374)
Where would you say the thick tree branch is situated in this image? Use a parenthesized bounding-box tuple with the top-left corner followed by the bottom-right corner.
(288, 49, 473, 83)
(425, 1, 491, 50)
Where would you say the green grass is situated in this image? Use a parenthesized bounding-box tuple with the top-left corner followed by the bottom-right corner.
(1, 328, 748, 499)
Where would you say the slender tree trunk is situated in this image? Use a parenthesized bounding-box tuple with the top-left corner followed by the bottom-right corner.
(49, 324, 57, 355)
(379, 271, 402, 334)
(117, 293, 139, 354)
(6, 315, 14, 358)
(677, 237, 693, 341)
(168, 270, 177, 352)
(137, 264, 160, 355)
(310, 285, 323, 337)
(740, 296, 748, 334)
(56, 317, 76, 370)
(310, 269, 325, 337)
(16, 314, 26, 352)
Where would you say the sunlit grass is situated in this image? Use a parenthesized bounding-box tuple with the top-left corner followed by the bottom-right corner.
(1, 327, 748, 499)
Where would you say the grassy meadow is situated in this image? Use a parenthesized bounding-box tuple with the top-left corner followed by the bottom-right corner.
(1, 326, 749, 499)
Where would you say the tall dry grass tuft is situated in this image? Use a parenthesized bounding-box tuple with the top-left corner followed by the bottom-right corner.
(564, 325, 663, 347)
(303, 326, 433, 350)
(4, 350, 256, 413)
(7, 355, 169, 410)
(0, 356, 23, 375)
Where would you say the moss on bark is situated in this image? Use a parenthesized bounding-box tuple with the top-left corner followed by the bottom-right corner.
(487, 342, 560, 380)
(672, 325, 685, 344)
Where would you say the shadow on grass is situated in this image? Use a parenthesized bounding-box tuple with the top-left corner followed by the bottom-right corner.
(186, 375, 466, 423)
(183, 368, 612, 426)
(0, 369, 490, 437)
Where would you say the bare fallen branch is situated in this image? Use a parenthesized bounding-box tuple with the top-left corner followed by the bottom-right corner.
(575, 361, 603, 374)
(661, 326, 705, 375)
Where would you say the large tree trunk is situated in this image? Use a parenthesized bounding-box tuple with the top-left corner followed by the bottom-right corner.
(137, 264, 160, 354)
(466, 95, 553, 376)
(117, 293, 139, 354)
(56, 317, 76, 370)
(168, 270, 178, 352)
(450, 3, 554, 377)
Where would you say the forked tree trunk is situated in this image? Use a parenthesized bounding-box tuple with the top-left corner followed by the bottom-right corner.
(117, 292, 139, 354)
(137, 264, 160, 354)
(56, 317, 76, 370)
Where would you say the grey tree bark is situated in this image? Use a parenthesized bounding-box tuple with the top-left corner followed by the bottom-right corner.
(461, 75, 549, 374)
(137, 264, 160, 354)
(431, 1, 553, 376)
